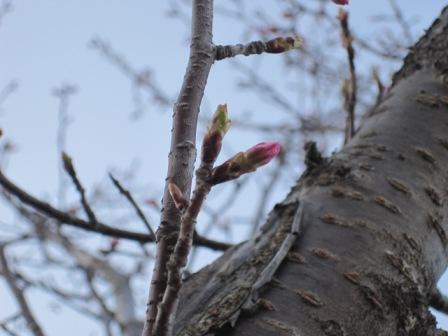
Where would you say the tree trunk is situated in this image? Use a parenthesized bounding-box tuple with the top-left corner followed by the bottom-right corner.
(173, 6, 448, 336)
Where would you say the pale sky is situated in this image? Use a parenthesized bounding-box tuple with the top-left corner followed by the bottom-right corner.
(1, 1, 448, 335)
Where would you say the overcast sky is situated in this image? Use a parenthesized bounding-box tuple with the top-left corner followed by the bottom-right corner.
(1, 1, 448, 335)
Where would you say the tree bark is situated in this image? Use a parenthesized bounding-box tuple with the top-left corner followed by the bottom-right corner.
(173, 6, 448, 336)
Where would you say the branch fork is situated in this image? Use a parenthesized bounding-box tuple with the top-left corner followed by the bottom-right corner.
(151, 104, 281, 335)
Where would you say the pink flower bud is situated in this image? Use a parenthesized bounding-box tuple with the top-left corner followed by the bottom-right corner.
(245, 142, 282, 168)
(266, 37, 302, 54)
(168, 182, 189, 211)
(332, 0, 348, 5)
(210, 142, 282, 185)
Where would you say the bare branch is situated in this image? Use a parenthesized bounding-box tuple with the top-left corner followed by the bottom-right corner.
(0, 245, 45, 336)
(62, 152, 98, 225)
(109, 173, 155, 238)
(90, 38, 172, 118)
(214, 36, 302, 61)
(143, 0, 217, 333)
(0, 169, 230, 250)
(339, 9, 357, 144)
(154, 177, 212, 335)
(0, 80, 17, 108)
(388, 0, 413, 45)
(0, 314, 21, 336)
(52, 84, 77, 207)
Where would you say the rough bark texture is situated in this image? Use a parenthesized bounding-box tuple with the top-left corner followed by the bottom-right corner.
(173, 6, 448, 336)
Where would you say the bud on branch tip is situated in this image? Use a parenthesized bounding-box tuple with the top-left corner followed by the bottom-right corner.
(61, 152, 75, 176)
(209, 104, 231, 135)
(266, 37, 302, 54)
(201, 104, 231, 166)
(245, 142, 282, 168)
(211, 142, 282, 185)
(332, 0, 349, 5)
(168, 182, 189, 211)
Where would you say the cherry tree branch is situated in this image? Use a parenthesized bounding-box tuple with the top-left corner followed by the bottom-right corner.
(62, 152, 98, 225)
(214, 36, 302, 61)
(0, 169, 230, 250)
(339, 9, 357, 144)
(109, 173, 156, 238)
(143, 0, 216, 334)
(0, 245, 45, 336)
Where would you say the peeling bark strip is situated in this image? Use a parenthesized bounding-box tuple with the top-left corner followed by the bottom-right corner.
(295, 289, 324, 307)
(373, 196, 401, 215)
(173, 5, 448, 336)
(386, 177, 411, 194)
(261, 318, 301, 336)
(173, 202, 304, 335)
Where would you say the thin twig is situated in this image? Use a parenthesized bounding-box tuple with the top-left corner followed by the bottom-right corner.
(90, 38, 171, 118)
(388, 0, 413, 45)
(0, 245, 45, 336)
(154, 177, 211, 335)
(339, 9, 357, 144)
(0, 314, 20, 336)
(372, 68, 385, 106)
(109, 173, 156, 239)
(0, 323, 20, 336)
(0, 80, 18, 107)
(0, 169, 230, 250)
(62, 152, 98, 225)
(52, 84, 77, 207)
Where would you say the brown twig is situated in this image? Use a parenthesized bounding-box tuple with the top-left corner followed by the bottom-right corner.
(62, 152, 98, 225)
(339, 9, 357, 144)
(109, 173, 156, 239)
(90, 38, 171, 118)
(0, 245, 45, 336)
(372, 68, 385, 106)
(153, 174, 212, 335)
(0, 169, 230, 250)
(214, 36, 302, 61)
(143, 0, 217, 334)
(388, 0, 413, 45)
(0, 314, 21, 336)
(52, 84, 77, 207)
(152, 105, 230, 334)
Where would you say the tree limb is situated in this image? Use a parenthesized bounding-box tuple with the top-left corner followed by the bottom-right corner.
(0, 245, 45, 336)
(109, 173, 156, 239)
(0, 169, 230, 250)
(143, 0, 217, 334)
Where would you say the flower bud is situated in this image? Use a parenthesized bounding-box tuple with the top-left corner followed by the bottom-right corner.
(266, 37, 302, 54)
(168, 182, 189, 211)
(201, 104, 231, 166)
(61, 152, 75, 176)
(245, 142, 282, 168)
(210, 142, 282, 185)
(332, 0, 349, 5)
